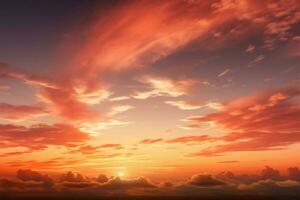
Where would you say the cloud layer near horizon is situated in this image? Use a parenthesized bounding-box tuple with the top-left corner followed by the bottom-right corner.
(1, 167, 300, 197)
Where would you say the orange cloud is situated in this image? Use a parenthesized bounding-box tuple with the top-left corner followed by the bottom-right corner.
(69, 144, 124, 155)
(0, 103, 48, 121)
(140, 135, 213, 145)
(165, 100, 203, 110)
(70, 0, 230, 74)
(140, 138, 164, 144)
(0, 123, 89, 152)
(189, 87, 300, 156)
(134, 76, 197, 99)
(1, 167, 300, 197)
(17, 169, 53, 188)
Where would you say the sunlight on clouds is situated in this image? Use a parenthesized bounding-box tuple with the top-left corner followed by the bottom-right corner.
(74, 85, 112, 105)
(79, 120, 132, 136)
(134, 76, 196, 99)
(109, 105, 135, 116)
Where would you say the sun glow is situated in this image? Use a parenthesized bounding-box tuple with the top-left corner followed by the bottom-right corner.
(118, 172, 125, 178)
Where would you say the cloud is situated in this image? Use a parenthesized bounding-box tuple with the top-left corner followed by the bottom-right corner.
(70, 0, 231, 74)
(108, 105, 134, 116)
(248, 55, 265, 67)
(74, 85, 112, 105)
(134, 76, 197, 99)
(189, 174, 226, 187)
(245, 44, 255, 53)
(180, 124, 202, 130)
(60, 171, 87, 183)
(99, 176, 156, 190)
(1, 167, 300, 197)
(79, 119, 131, 135)
(0, 64, 59, 89)
(217, 69, 231, 78)
(188, 87, 300, 156)
(261, 166, 282, 181)
(69, 145, 100, 155)
(0, 123, 89, 152)
(239, 179, 300, 196)
(37, 86, 100, 122)
(217, 160, 238, 164)
(0, 65, 101, 123)
(17, 169, 53, 188)
(262, 0, 300, 49)
(140, 138, 164, 144)
(69, 144, 123, 155)
(165, 100, 203, 110)
(96, 174, 109, 183)
(0, 103, 48, 121)
(140, 135, 213, 145)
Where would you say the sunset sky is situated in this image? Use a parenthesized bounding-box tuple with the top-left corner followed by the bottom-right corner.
(0, 1, 300, 196)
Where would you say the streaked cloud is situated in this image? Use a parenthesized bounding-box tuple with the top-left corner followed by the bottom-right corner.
(134, 76, 197, 99)
(0, 103, 48, 121)
(165, 100, 203, 110)
(217, 69, 231, 78)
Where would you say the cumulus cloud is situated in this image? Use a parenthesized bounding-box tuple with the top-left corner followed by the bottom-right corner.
(108, 105, 134, 116)
(1, 167, 300, 197)
(96, 174, 109, 183)
(60, 171, 87, 183)
(287, 167, 300, 181)
(17, 169, 53, 188)
(261, 166, 282, 180)
(189, 174, 226, 187)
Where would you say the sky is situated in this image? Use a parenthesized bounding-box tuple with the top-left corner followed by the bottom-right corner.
(0, 0, 300, 198)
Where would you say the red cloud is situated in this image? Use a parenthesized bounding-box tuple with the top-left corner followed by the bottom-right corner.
(0, 123, 89, 152)
(0, 103, 48, 121)
(189, 87, 300, 156)
(1, 167, 300, 197)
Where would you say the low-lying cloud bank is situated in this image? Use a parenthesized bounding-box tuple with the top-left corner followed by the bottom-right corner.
(0, 167, 300, 198)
